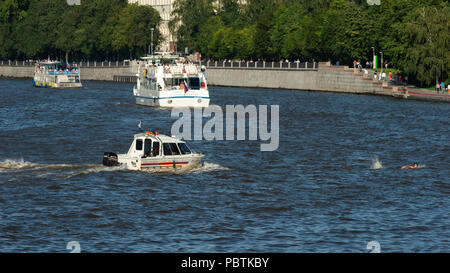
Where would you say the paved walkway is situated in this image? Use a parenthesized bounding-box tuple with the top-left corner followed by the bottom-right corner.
(351, 67, 450, 102)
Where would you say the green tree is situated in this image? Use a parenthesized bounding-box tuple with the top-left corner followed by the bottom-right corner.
(270, 4, 309, 60)
(76, 0, 128, 60)
(170, 0, 215, 51)
(3, 0, 160, 61)
(321, 0, 372, 63)
(0, 0, 28, 59)
(399, 3, 449, 85)
(55, 5, 84, 62)
(252, 6, 275, 60)
(218, 0, 240, 26)
(122, 4, 161, 58)
(15, 0, 66, 60)
(197, 16, 224, 59)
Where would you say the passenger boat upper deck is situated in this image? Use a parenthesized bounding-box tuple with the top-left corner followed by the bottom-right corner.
(33, 62, 82, 88)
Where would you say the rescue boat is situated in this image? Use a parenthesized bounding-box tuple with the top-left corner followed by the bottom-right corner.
(103, 131, 204, 172)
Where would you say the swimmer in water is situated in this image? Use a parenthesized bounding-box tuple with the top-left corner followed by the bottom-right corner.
(401, 162, 419, 169)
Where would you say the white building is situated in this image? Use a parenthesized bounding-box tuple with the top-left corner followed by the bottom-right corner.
(128, 0, 175, 52)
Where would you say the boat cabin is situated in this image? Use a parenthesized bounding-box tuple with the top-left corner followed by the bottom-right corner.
(127, 132, 193, 158)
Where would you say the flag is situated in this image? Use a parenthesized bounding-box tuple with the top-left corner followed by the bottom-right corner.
(183, 80, 189, 93)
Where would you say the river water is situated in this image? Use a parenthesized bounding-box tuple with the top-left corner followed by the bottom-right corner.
(0, 78, 449, 252)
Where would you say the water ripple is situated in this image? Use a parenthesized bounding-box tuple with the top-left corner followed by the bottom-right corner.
(0, 79, 448, 252)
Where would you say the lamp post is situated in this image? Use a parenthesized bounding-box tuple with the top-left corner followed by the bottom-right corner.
(151, 28, 155, 56)
(380, 51, 383, 79)
(371, 47, 375, 69)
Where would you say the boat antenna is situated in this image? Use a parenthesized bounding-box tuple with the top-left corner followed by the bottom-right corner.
(151, 27, 154, 56)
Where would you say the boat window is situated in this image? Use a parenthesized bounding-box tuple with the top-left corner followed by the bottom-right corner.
(152, 142, 160, 157)
(178, 143, 192, 154)
(136, 139, 143, 151)
(163, 143, 181, 155)
(151, 79, 157, 90)
(169, 143, 181, 155)
(163, 143, 172, 155)
(144, 139, 152, 157)
(164, 78, 185, 89)
(189, 77, 200, 90)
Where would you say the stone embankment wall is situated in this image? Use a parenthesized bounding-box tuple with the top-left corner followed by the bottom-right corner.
(205, 62, 383, 94)
(1, 62, 448, 102)
(0, 62, 136, 81)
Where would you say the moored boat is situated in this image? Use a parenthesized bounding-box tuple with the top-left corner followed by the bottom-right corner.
(33, 61, 82, 88)
(103, 131, 204, 172)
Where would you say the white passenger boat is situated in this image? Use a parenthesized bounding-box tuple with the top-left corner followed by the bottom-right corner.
(103, 131, 204, 172)
(133, 53, 210, 108)
(33, 62, 82, 88)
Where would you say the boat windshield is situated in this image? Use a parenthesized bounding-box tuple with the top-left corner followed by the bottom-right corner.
(163, 143, 181, 155)
(164, 77, 200, 90)
(188, 77, 200, 89)
(178, 143, 192, 154)
(145, 56, 178, 65)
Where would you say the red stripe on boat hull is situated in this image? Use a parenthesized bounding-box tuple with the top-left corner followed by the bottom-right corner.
(141, 161, 189, 167)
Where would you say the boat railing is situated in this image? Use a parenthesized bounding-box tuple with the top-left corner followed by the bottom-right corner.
(47, 70, 80, 75)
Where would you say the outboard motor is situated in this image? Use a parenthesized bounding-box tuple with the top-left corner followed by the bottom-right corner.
(103, 152, 120, 166)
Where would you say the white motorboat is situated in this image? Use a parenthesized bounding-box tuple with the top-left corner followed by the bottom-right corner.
(133, 53, 210, 108)
(33, 62, 82, 88)
(103, 131, 204, 172)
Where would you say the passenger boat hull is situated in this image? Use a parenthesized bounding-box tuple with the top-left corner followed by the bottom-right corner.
(116, 154, 204, 172)
(134, 88, 210, 108)
(140, 155, 203, 172)
(33, 80, 82, 88)
(135, 95, 210, 108)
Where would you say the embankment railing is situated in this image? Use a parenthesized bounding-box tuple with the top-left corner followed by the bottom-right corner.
(0, 60, 131, 67)
(201, 60, 318, 70)
(0, 60, 317, 70)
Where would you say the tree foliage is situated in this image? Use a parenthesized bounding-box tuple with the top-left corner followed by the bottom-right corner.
(1, 0, 448, 85)
(399, 3, 449, 85)
(170, 0, 449, 86)
(0, 0, 161, 61)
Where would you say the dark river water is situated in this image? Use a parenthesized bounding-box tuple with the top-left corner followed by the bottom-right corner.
(0, 78, 449, 252)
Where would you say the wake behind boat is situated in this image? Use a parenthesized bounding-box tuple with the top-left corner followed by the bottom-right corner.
(33, 61, 82, 88)
(103, 131, 204, 172)
(133, 53, 210, 108)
